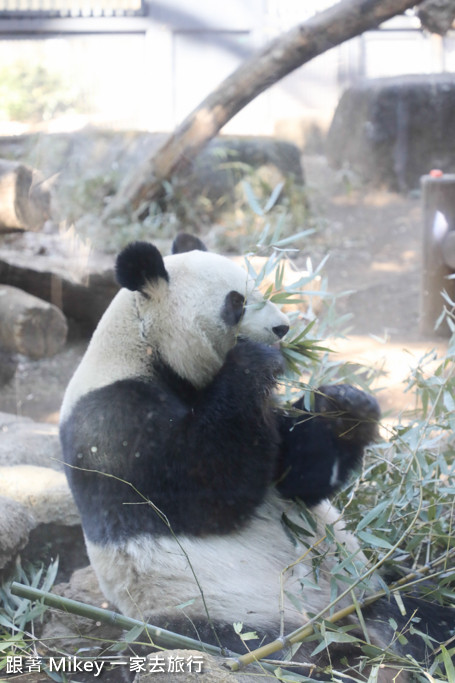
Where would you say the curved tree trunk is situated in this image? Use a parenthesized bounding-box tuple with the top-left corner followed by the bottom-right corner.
(103, 0, 426, 222)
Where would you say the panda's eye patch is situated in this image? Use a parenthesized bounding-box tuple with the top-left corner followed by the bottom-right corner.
(222, 291, 246, 326)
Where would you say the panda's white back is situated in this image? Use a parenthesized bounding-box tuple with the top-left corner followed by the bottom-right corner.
(60, 289, 149, 421)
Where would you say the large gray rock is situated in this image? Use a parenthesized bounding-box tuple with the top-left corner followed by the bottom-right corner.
(0, 411, 61, 470)
(0, 131, 304, 251)
(0, 464, 78, 526)
(0, 495, 35, 569)
(185, 136, 304, 202)
(327, 74, 455, 192)
(0, 348, 18, 386)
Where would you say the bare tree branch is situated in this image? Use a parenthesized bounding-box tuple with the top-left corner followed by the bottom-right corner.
(103, 0, 426, 222)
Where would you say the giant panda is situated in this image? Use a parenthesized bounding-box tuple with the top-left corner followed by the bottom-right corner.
(60, 236, 451, 682)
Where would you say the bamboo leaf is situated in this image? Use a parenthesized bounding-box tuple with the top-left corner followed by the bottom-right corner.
(311, 630, 359, 657)
(263, 182, 284, 213)
(273, 667, 311, 682)
(443, 391, 455, 412)
(282, 512, 315, 539)
(357, 531, 393, 550)
(441, 645, 455, 681)
(270, 292, 307, 304)
(242, 181, 264, 216)
(110, 623, 146, 651)
(356, 500, 390, 532)
(233, 621, 243, 634)
(272, 229, 315, 248)
(256, 221, 271, 246)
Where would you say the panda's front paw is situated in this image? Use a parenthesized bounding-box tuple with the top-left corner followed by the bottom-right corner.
(315, 384, 380, 446)
(229, 338, 285, 379)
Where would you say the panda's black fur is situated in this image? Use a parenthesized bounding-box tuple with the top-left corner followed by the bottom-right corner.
(60, 236, 453, 682)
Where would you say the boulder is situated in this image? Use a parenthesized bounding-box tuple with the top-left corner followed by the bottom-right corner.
(0, 131, 303, 239)
(0, 495, 34, 570)
(0, 348, 18, 386)
(0, 412, 62, 470)
(0, 464, 78, 526)
(327, 74, 455, 192)
(185, 137, 304, 202)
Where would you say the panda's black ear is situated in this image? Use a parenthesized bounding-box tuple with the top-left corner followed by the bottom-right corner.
(115, 242, 169, 291)
(172, 233, 208, 254)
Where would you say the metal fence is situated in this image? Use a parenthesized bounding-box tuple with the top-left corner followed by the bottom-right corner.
(0, 0, 143, 18)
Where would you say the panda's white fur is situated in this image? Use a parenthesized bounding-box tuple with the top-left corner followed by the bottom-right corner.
(85, 496, 366, 630)
(61, 250, 288, 420)
(61, 240, 446, 683)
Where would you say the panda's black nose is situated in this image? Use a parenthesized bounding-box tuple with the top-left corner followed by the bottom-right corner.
(272, 324, 289, 339)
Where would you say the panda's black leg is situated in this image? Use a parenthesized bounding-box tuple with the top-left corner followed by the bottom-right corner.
(314, 384, 380, 447)
(276, 385, 380, 505)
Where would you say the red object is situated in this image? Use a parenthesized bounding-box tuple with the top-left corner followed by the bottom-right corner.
(429, 169, 444, 177)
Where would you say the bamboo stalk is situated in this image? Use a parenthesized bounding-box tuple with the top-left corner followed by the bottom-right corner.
(11, 547, 454, 675)
(10, 582, 224, 657)
(8, 582, 287, 677)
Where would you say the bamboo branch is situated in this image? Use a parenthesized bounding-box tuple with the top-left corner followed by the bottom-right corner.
(103, 0, 427, 222)
(227, 548, 455, 671)
(10, 548, 454, 674)
(10, 581, 224, 657)
(8, 582, 288, 677)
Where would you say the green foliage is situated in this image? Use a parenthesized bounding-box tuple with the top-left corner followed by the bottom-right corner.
(58, 169, 121, 228)
(212, 175, 312, 254)
(289, 343, 455, 680)
(241, 181, 369, 397)
(0, 61, 86, 123)
(0, 558, 58, 669)
(238, 186, 455, 680)
(63, 143, 314, 254)
(345, 337, 455, 572)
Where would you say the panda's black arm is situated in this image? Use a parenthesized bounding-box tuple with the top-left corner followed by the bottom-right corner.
(61, 340, 283, 541)
(276, 385, 380, 506)
(154, 338, 284, 534)
(184, 338, 283, 461)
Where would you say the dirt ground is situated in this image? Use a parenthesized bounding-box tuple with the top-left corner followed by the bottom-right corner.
(0, 154, 450, 425)
(299, 156, 450, 418)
